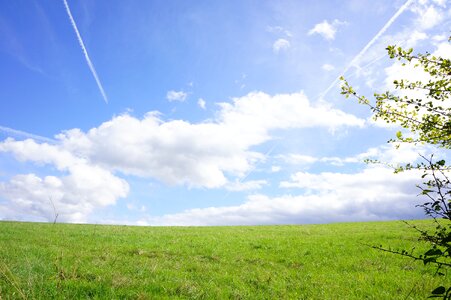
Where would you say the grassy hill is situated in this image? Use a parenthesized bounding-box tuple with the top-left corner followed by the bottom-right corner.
(0, 220, 449, 299)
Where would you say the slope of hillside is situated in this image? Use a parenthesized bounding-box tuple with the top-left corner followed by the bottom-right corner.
(0, 220, 448, 299)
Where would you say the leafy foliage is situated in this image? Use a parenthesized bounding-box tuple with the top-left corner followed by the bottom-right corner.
(341, 37, 451, 299)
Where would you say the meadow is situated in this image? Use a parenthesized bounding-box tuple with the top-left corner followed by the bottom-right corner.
(0, 220, 449, 299)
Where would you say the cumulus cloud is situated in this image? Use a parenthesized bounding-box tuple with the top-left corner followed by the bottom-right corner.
(166, 90, 187, 102)
(55, 92, 362, 188)
(272, 38, 290, 53)
(308, 19, 347, 40)
(218, 91, 364, 133)
(0, 139, 129, 222)
(410, 1, 445, 30)
(2, 92, 363, 190)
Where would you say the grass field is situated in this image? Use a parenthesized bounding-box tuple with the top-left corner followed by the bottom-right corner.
(0, 220, 449, 299)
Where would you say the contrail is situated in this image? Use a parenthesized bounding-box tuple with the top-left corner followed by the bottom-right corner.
(62, 0, 108, 103)
(320, 0, 414, 99)
(0, 125, 56, 143)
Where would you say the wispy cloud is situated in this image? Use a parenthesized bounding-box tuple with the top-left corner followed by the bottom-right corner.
(266, 25, 292, 37)
(320, 0, 414, 99)
(272, 38, 290, 53)
(0, 125, 55, 143)
(0, 16, 44, 74)
(166, 90, 188, 102)
(62, 0, 108, 103)
(197, 98, 206, 110)
(308, 19, 347, 41)
(322, 63, 335, 71)
(225, 179, 268, 192)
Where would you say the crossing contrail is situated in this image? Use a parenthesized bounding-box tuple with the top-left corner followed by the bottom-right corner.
(320, 0, 415, 99)
(0, 126, 56, 143)
(62, 0, 108, 103)
(231, 0, 415, 196)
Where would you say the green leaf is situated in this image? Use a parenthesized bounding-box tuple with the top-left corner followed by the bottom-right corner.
(424, 248, 442, 256)
(431, 286, 446, 295)
(421, 189, 434, 195)
(437, 160, 446, 166)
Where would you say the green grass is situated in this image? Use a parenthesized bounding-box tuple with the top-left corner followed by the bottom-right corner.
(0, 220, 449, 299)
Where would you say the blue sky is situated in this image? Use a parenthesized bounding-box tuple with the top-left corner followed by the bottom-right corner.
(0, 0, 450, 225)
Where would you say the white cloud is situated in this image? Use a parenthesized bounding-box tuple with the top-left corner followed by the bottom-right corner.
(410, 2, 444, 30)
(322, 64, 335, 71)
(271, 166, 281, 173)
(57, 115, 249, 188)
(431, 0, 447, 7)
(432, 34, 448, 42)
(272, 38, 290, 53)
(348, 143, 433, 165)
(364, 143, 433, 164)
(278, 154, 318, 165)
(434, 41, 451, 58)
(197, 98, 206, 110)
(0, 139, 129, 223)
(166, 90, 188, 102)
(0, 91, 364, 222)
(280, 166, 417, 190)
(140, 166, 422, 226)
(128, 143, 435, 226)
(279, 143, 433, 167)
(308, 19, 347, 40)
(56, 92, 362, 188)
(267, 25, 292, 37)
(1, 92, 363, 191)
(218, 91, 364, 134)
(225, 179, 268, 192)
